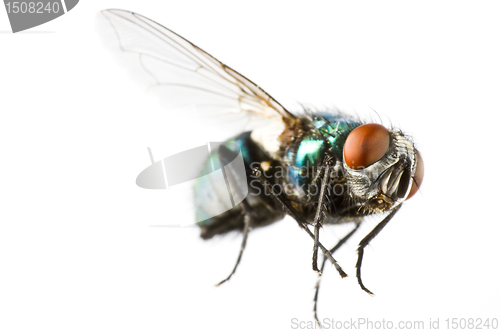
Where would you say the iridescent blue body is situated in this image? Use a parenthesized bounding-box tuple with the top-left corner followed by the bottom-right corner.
(196, 113, 363, 239)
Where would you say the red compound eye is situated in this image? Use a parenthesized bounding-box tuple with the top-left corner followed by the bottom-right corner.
(344, 123, 390, 169)
(406, 150, 424, 200)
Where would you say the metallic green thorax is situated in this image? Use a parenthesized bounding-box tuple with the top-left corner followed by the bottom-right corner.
(286, 114, 360, 191)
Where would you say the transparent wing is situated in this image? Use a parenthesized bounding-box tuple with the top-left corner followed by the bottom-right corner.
(96, 9, 298, 140)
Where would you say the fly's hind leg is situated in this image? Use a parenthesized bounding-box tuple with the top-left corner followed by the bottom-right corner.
(216, 200, 254, 286)
(215, 144, 258, 286)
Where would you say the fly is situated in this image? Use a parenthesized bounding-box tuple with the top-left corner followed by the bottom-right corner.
(99, 9, 425, 325)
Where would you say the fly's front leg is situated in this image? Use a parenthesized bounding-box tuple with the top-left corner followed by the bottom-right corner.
(356, 205, 401, 295)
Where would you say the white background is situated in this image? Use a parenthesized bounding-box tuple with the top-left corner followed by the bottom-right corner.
(1, 1, 499, 332)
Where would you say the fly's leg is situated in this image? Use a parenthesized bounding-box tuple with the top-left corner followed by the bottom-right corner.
(216, 200, 253, 286)
(313, 222, 361, 327)
(252, 166, 347, 279)
(356, 205, 401, 295)
(312, 223, 321, 273)
(312, 157, 334, 273)
(215, 145, 255, 286)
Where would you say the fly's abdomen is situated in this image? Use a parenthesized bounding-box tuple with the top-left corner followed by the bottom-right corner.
(195, 132, 283, 239)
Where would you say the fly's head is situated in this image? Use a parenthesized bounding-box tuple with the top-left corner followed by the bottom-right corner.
(342, 123, 424, 214)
